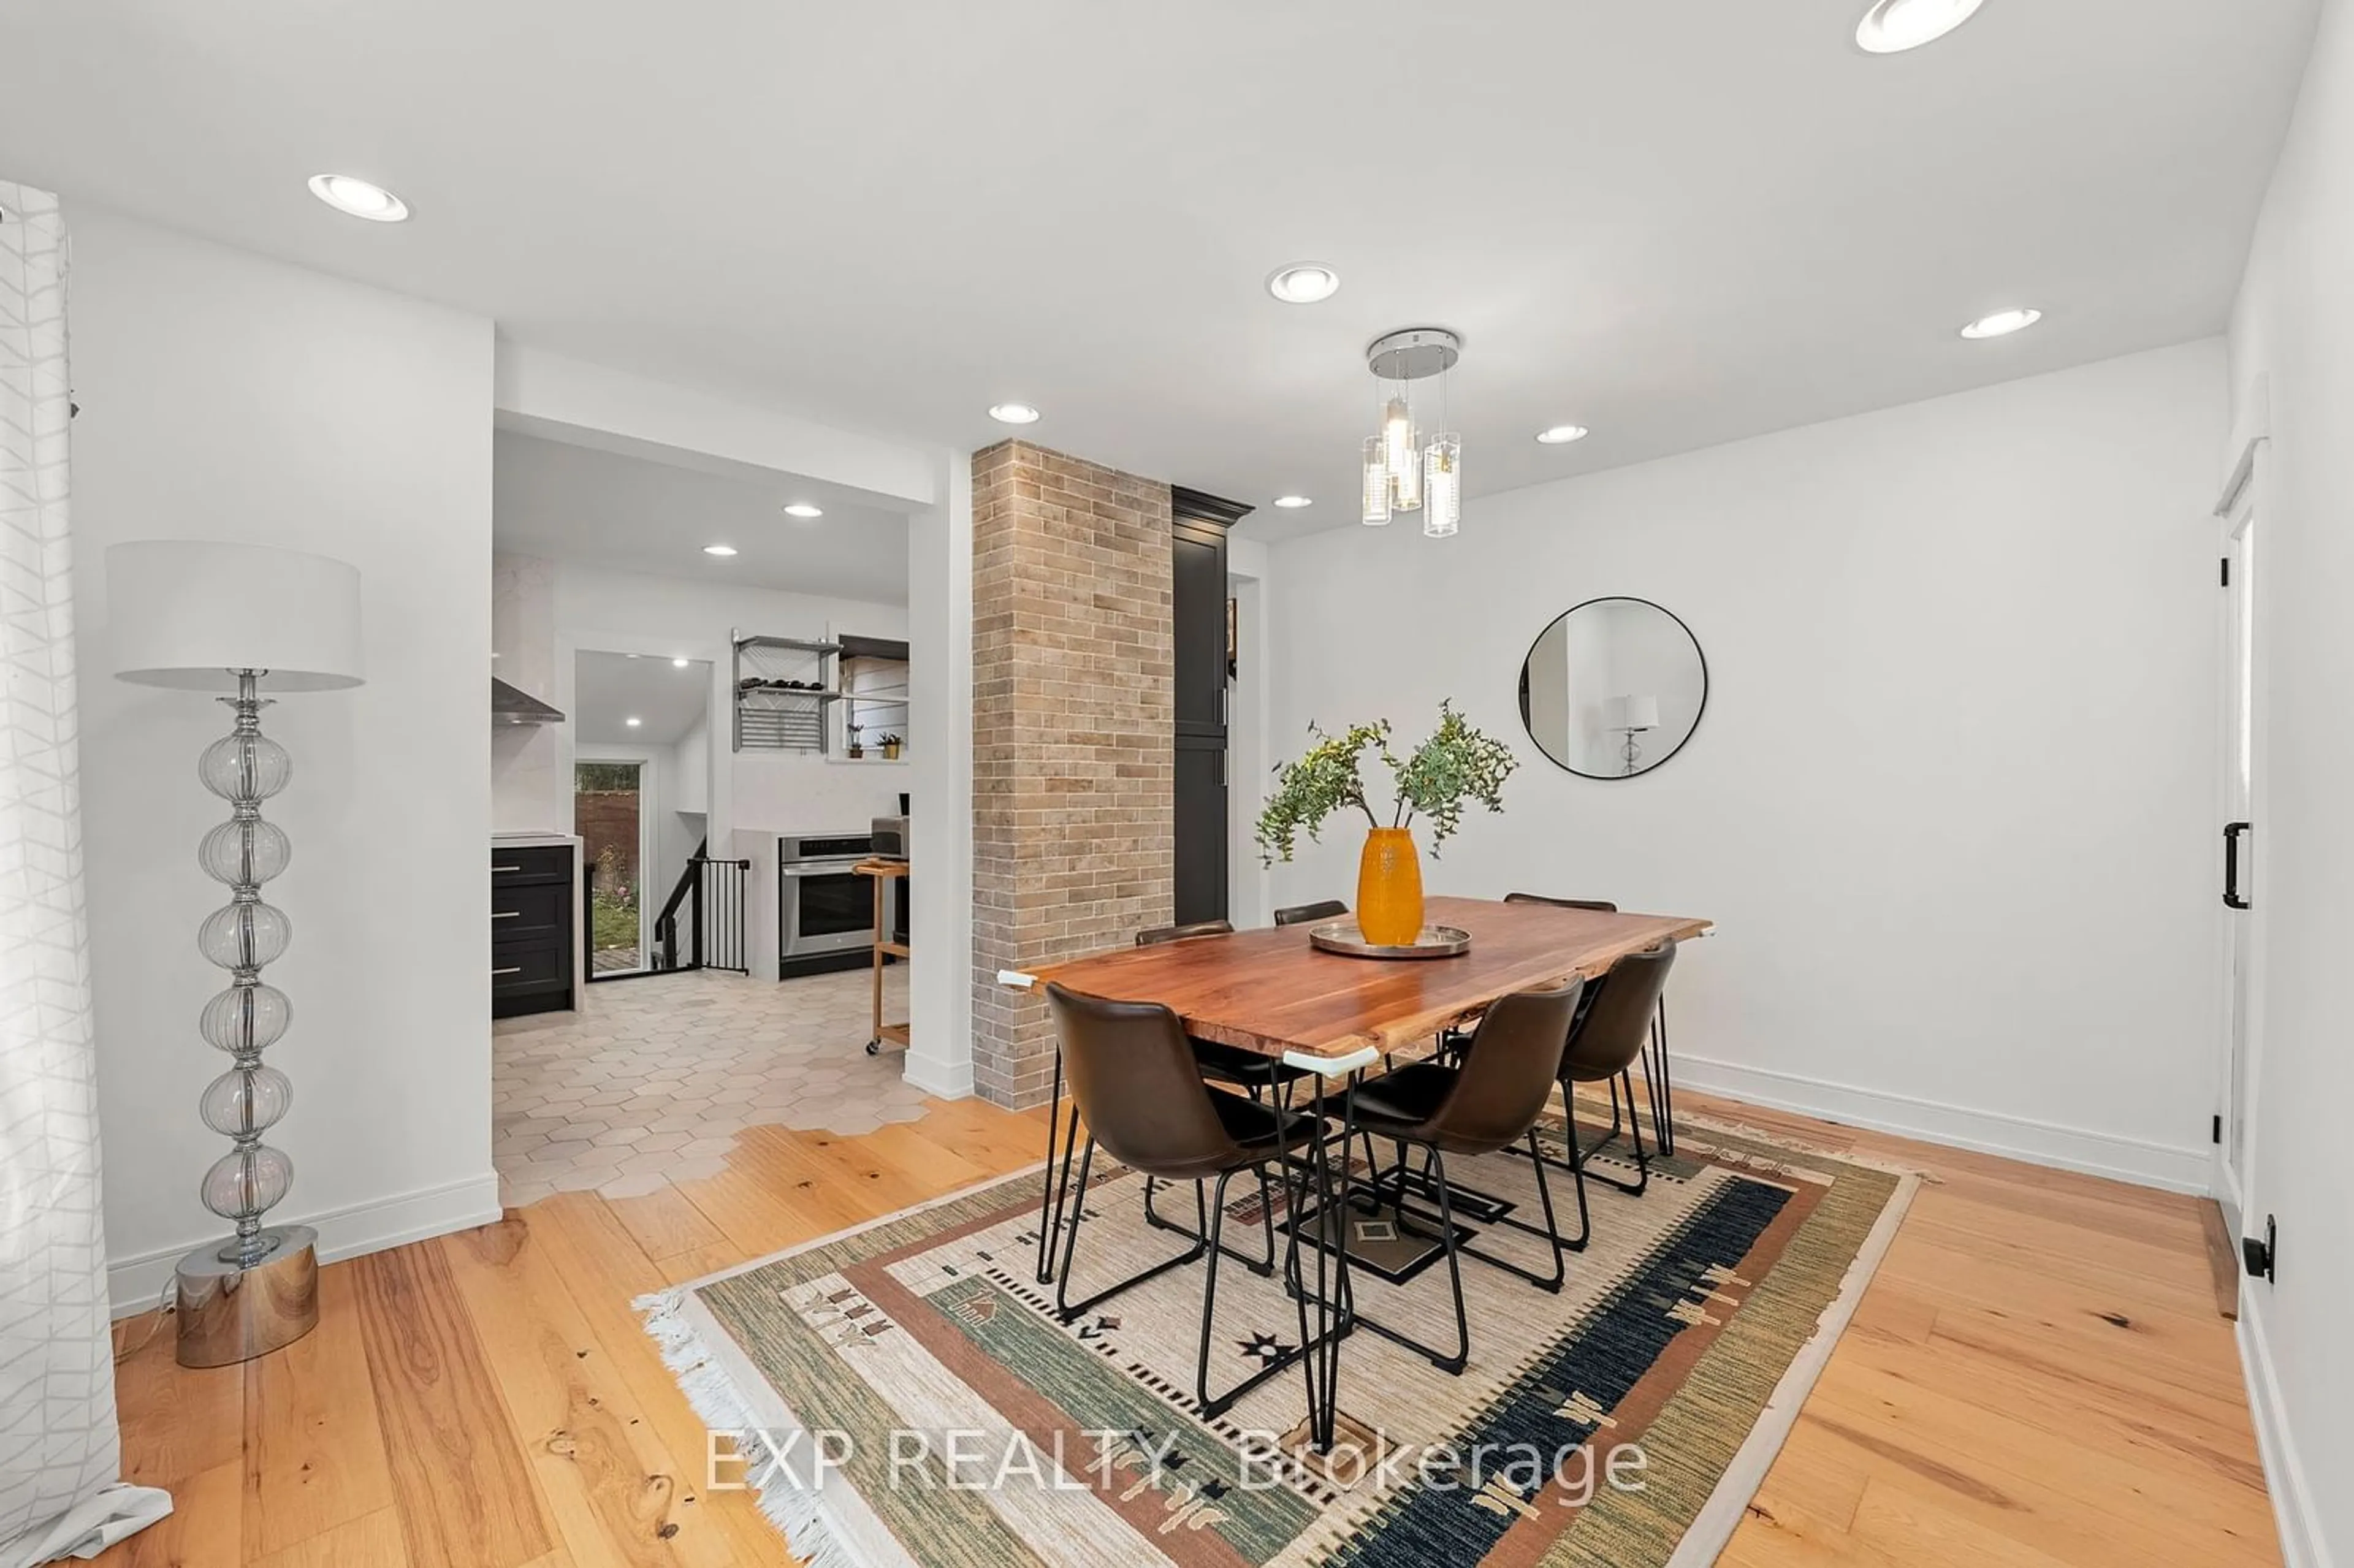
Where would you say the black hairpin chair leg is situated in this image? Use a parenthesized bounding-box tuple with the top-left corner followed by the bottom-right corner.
(1194, 1163, 1324, 1417)
(1145, 1162, 1278, 1277)
(1509, 1068, 1652, 1222)
(1054, 1140, 1210, 1321)
(1034, 1046, 1084, 1284)
(1356, 1132, 1568, 1293)
(1645, 997, 1676, 1155)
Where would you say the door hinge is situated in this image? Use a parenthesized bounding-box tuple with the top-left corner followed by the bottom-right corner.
(2221, 556, 2231, 587)
(2212, 1113, 2223, 1145)
(2242, 1214, 2277, 1283)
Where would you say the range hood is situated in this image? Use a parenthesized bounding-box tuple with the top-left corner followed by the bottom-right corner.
(492, 676, 565, 726)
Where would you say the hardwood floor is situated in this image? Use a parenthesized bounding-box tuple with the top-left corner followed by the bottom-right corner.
(101, 1088, 2281, 1567)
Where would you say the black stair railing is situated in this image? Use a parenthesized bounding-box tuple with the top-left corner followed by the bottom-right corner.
(650, 841, 752, 976)
(653, 838, 707, 971)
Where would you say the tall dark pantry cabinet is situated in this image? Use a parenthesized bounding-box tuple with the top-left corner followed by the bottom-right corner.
(1171, 487, 1248, 926)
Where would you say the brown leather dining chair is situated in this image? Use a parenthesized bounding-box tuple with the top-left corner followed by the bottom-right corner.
(1129, 920, 1314, 1268)
(1273, 899, 1349, 927)
(1034, 919, 1262, 1285)
(1434, 892, 1621, 1064)
(1338, 980, 1583, 1376)
(1504, 892, 1619, 913)
(1503, 891, 1678, 1154)
(1135, 921, 1313, 1098)
(1045, 983, 1325, 1417)
(1515, 941, 1680, 1250)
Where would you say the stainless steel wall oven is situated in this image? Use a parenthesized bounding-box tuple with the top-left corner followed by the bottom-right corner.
(777, 832, 893, 967)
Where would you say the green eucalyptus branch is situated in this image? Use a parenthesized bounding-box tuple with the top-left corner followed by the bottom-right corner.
(1256, 702, 1516, 865)
(1254, 720, 1387, 865)
(1392, 699, 1517, 857)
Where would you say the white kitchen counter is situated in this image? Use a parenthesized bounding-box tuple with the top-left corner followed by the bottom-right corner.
(492, 831, 582, 849)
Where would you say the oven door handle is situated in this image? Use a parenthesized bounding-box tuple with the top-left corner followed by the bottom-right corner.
(779, 863, 865, 878)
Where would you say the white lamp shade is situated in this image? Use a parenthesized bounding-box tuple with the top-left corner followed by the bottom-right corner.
(107, 541, 365, 691)
(1609, 694, 1660, 731)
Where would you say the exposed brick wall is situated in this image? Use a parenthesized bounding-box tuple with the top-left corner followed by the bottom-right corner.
(970, 441, 1175, 1108)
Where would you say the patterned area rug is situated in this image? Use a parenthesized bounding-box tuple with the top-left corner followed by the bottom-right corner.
(641, 1110, 1915, 1567)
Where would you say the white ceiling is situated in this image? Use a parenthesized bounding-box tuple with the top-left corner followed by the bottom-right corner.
(573, 650, 711, 746)
(1, 1, 2320, 542)
(495, 431, 910, 603)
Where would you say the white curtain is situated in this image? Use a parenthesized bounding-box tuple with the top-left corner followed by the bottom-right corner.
(0, 183, 170, 1565)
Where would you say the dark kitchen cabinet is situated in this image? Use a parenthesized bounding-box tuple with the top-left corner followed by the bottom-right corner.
(492, 843, 576, 1018)
(1171, 487, 1249, 926)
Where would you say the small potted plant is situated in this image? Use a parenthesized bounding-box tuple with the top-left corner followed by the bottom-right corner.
(878, 733, 903, 761)
(1257, 701, 1516, 945)
(845, 723, 864, 759)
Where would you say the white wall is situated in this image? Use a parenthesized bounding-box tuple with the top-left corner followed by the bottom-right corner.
(905, 457, 975, 1098)
(67, 209, 498, 1307)
(1263, 340, 2226, 1191)
(491, 552, 558, 830)
(674, 710, 711, 815)
(2225, 1, 2354, 1560)
(494, 557, 913, 843)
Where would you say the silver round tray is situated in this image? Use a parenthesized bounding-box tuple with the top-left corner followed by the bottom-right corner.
(1308, 921, 1473, 960)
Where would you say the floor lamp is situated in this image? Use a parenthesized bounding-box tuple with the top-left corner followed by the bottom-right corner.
(106, 541, 365, 1368)
(1609, 694, 1659, 777)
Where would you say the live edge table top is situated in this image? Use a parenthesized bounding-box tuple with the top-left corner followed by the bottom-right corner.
(1027, 896, 1712, 1065)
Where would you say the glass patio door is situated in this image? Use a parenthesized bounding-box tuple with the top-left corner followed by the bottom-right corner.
(576, 759, 647, 978)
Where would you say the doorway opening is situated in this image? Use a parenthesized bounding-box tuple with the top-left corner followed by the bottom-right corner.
(577, 758, 647, 974)
(573, 647, 745, 981)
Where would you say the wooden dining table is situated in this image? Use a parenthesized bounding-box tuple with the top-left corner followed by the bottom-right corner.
(1003, 895, 1713, 1452)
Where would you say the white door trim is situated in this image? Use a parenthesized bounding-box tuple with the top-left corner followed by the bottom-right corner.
(2212, 435, 2269, 1233)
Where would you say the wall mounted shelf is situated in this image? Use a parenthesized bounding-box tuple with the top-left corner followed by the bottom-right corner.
(733, 633, 843, 752)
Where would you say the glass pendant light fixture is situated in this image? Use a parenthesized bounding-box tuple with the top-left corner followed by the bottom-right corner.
(1360, 327, 1463, 535)
(1361, 437, 1392, 525)
(1423, 433, 1461, 537)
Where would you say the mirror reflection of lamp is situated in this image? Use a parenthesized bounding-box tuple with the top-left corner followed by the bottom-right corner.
(1609, 694, 1659, 776)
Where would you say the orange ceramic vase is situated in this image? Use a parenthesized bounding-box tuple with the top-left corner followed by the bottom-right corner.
(1356, 827, 1425, 946)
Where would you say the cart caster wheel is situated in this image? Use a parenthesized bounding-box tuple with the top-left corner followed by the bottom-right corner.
(866, 1040, 882, 1056)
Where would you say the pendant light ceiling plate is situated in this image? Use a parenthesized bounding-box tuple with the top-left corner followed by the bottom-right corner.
(1366, 327, 1462, 382)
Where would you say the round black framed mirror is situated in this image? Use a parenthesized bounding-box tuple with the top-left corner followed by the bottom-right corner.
(1517, 597, 1708, 780)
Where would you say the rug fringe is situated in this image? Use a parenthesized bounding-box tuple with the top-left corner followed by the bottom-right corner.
(634, 1288, 869, 1568)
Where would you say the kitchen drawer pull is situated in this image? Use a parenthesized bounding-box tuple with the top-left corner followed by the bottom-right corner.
(493, 864, 524, 873)
(492, 965, 523, 976)
(492, 910, 520, 920)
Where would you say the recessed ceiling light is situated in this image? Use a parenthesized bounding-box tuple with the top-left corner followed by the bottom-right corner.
(625, 717, 642, 728)
(1535, 425, 1590, 445)
(703, 544, 738, 557)
(672, 658, 691, 668)
(782, 503, 824, 519)
(306, 173, 409, 223)
(1273, 495, 1314, 509)
(1266, 264, 1341, 305)
(1855, 0, 1984, 54)
(989, 403, 1042, 425)
(1959, 306, 2042, 340)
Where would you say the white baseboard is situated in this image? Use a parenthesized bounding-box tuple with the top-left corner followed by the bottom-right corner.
(2240, 1298, 2333, 1568)
(901, 1050, 974, 1100)
(107, 1170, 503, 1319)
(1672, 1054, 2212, 1193)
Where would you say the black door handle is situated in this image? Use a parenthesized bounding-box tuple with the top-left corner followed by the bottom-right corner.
(2223, 821, 2252, 910)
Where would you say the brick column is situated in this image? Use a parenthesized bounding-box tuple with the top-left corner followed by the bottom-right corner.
(970, 441, 1174, 1108)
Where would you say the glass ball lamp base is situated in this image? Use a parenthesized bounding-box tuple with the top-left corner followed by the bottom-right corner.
(173, 1223, 319, 1368)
